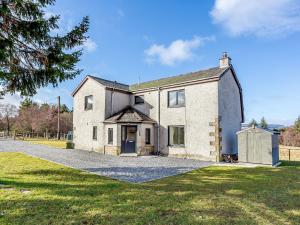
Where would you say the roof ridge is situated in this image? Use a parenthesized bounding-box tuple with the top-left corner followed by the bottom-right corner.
(88, 75, 129, 87)
(130, 66, 220, 87)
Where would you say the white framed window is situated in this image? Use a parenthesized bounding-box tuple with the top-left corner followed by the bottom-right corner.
(168, 90, 185, 107)
(85, 95, 93, 110)
(92, 126, 97, 140)
(145, 128, 151, 145)
(168, 126, 185, 146)
(134, 95, 144, 104)
(108, 128, 113, 145)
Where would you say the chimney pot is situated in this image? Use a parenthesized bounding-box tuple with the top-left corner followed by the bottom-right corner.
(219, 52, 231, 68)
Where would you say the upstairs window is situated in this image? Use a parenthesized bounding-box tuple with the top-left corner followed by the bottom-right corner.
(108, 128, 113, 145)
(134, 95, 144, 104)
(85, 95, 93, 110)
(168, 126, 185, 146)
(168, 90, 185, 107)
(92, 126, 97, 140)
(145, 128, 151, 145)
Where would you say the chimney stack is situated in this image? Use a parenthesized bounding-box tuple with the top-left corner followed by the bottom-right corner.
(219, 52, 231, 68)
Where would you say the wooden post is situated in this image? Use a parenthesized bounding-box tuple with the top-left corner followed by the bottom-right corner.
(289, 149, 290, 161)
(57, 96, 60, 140)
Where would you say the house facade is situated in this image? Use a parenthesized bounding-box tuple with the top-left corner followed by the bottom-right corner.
(72, 53, 244, 161)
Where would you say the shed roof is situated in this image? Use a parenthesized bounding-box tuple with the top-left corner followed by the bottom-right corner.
(237, 126, 276, 135)
(129, 67, 228, 91)
(104, 106, 156, 124)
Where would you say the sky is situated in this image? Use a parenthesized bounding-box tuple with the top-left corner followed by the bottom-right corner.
(2, 0, 300, 125)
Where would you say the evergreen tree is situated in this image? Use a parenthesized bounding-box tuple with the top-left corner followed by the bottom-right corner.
(295, 115, 300, 133)
(0, 0, 89, 96)
(249, 119, 258, 127)
(260, 117, 268, 129)
(20, 98, 33, 109)
(60, 104, 70, 113)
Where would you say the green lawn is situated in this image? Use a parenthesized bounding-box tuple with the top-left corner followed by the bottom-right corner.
(1, 153, 300, 225)
(22, 138, 67, 149)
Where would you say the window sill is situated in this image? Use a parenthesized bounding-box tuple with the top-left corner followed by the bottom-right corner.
(168, 145, 185, 148)
(167, 105, 185, 108)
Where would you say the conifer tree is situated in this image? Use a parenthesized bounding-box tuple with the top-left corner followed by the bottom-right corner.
(249, 119, 258, 127)
(260, 117, 268, 129)
(0, 0, 89, 96)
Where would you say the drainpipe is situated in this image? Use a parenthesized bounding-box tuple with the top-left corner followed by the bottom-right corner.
(157, 87, 161, 155)
(111, 81, 117, 115)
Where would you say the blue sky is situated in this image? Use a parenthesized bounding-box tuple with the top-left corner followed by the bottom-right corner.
(3, 0, 300, 125)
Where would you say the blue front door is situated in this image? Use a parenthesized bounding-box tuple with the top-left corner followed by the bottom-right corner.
(121, 125, 137, 153)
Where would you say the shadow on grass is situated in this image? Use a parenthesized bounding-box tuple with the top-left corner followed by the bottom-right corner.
(1, 157, 300, 225)
(279, 160, 300, 167)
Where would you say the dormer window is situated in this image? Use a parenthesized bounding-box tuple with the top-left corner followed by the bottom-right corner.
(134, 95, 144, 104)
(84, 95, 93, 110)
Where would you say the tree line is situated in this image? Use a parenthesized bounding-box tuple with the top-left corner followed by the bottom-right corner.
(248, 116, 300, 147)
(280, 116, 300, 147)
(0, 98, 72, 137)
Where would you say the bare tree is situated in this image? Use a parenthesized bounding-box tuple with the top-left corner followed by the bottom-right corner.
(0, 104, 18, 135)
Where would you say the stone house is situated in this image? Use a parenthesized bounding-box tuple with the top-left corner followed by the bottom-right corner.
(72, 53, 244, 161)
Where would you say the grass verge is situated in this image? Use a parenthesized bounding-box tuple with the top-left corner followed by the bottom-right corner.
(0, 153, 300, 225)
(21, 138, 67, 149)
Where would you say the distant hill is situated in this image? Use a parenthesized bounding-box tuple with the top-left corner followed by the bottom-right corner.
(241, 123, 286, 131)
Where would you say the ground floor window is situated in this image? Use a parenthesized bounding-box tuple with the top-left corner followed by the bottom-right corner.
(168, 126, 185, 146)
(145, 128, 151, 144)
(92, 126, 97, 140)
(108, 128, 113, 145)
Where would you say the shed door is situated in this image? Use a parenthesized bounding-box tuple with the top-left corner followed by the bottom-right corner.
(247, 130, 267, 164)
(253, 130, 263, 163)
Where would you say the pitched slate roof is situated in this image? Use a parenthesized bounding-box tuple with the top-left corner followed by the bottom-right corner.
(104, 106, 156, 124)
(88, 75, 130, 91)
(130, 67, 228, 91)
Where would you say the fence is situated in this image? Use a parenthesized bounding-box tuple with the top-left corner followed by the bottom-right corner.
(279, 145, 300, 161)
(0, 131, 11, 138)
(18, 132, 68, 140)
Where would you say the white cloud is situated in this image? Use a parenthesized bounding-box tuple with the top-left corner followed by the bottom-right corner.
(145, 36, 215, 66)
(0, 87, 72, 108)
(44, 11, 56, 19)
(211, 0, 300, 37)
(83, 38, 97, 52)
(1, 93, 22, 106)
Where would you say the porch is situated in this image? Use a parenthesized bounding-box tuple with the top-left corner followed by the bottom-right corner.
(103, 106, 156, 156)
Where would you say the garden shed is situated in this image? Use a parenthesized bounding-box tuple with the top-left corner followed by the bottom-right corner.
(237, 126, 279, 165)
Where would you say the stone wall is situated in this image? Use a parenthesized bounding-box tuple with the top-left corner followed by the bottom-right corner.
(138, 145, 155, 155)
(104, 145, 121, 155)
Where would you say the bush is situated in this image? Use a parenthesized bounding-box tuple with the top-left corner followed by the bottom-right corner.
(280, 127, 300, 147)
(66, 142, 74, 149)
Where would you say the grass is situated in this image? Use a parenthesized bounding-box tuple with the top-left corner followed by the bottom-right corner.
(21, 138, 67, 149)
(1, 153, 300, 225)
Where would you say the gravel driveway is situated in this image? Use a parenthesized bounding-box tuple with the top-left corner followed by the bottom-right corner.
(0, 139, 213, 183)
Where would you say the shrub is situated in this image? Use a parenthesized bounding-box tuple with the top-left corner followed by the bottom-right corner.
(66, 142, 74, 149)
